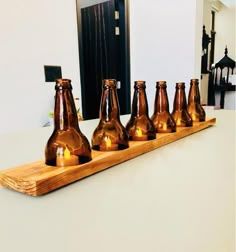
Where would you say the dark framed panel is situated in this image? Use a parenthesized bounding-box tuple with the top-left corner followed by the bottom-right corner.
(76, 0, 131, 120)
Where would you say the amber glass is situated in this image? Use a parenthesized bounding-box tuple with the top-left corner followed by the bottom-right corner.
(126, 81, 156, 141)
(151, 81, 176, 133)
(171, 82, 193, 127)
(91, 79, 129, 151)
(45, 79, 92, 166)
(187, 79, 206, 122)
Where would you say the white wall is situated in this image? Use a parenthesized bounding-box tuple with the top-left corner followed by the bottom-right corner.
(0, 0, 204, 133)
(215, 5, 235, 62)
(201, 0, 213, 105)
(129, 0, 203, 115)
(0, 0, 81, 133)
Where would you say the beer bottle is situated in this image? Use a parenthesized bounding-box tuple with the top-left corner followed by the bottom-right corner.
(91, 79, 129, 151)
(45, 78, 92, 166)
(151, 81, 176, 133)
(171, 82, 193, 127)
(126, 81, 156, 141)
(187, 79, 206, 122)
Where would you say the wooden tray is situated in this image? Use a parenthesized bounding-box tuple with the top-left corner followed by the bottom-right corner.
(0, 118, 216, 196)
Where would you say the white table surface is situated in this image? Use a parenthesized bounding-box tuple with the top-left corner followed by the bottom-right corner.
(0, 110, 235, 252)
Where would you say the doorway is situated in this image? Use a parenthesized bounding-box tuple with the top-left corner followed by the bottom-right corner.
(76, 0, 131, 120)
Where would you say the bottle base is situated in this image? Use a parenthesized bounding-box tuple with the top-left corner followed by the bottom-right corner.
(92, 144, 129, 151)
(45, 155, 92, 167)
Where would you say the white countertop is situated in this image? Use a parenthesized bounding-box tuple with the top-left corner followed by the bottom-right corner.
(0, 110, 235, 252)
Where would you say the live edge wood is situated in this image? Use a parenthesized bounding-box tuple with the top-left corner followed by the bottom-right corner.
(0, 118, 216, 196)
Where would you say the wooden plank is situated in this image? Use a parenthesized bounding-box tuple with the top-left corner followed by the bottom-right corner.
(0, 118, 216, 196)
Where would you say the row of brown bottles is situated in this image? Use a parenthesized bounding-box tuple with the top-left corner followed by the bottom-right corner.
(45, 78, 205, 167)
(152, 80, 205, 131)
(45, 78, 129, 167)
(127, 79, 205, 135)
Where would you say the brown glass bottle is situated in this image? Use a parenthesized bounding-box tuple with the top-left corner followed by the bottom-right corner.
(187, 79, 206, 122)
(91, 79, 129, 151)
(151, 81, 176, 133)
(171, 82, 193, 127)
(126, 81, 156, 141)
(45, 79, 92, 166)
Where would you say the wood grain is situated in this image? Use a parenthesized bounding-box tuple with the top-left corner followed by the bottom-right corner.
(0, 118, 216, 196)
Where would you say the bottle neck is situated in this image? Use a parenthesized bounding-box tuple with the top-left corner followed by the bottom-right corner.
(173, 87, 187, 111)
(154, 87, 169, 113)
(188, 83, 201, 104)
(100, 87, 120, 121)
(54, 89, 79, 130)
(131, 87, 149, 117)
